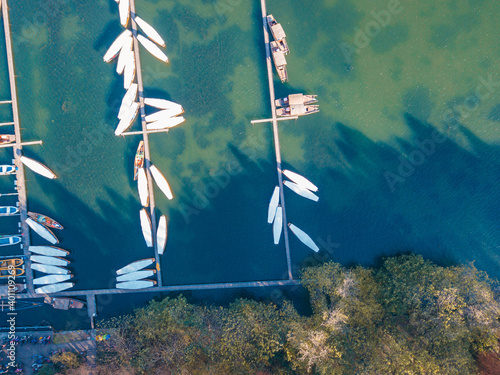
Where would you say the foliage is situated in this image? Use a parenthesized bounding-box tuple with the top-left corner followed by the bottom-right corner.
(51, 351, 83, 372)
(36, 364, 58, 375)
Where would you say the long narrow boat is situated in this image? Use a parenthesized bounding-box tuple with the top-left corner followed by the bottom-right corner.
(0, 135, 15, 144)
(137, 168, 149, 207)
(270, 41, 288, 83)
(30, 255, 69, 267)
(0, 268, 24, 277)
(35, 282, 74, 294)
(119, 84, 139, 120)
(116, 38, 133, 75)
(156, 215, 168, 255)
(118, 0, 130, 27)
(273, 206, 283, 245)
(267, 186, 280, 223)
(116, 258, 155, 275)
(283, 170, 318, 192)
(140, 208, 153, 247)
(144, 98, 183, 111)
(275, 94, 318, 107)
(20, 156, 56, 179)
(31, 263, 69, 275)
(145, 108, 184, 123)
(0, 165, 15, 175)
(116, 279, 156, 290)
(115, 102, 139, 135)
(288, 223, 320, 252)
(267, 14, 289, 54)
(134, 16, 166, 47)
(116, 269, 156, 282)
(29, 246, 69, 257)
(0, 258, 23, 268)
(33, 274, 72, 285)
(0, 206, 19, 216)
(284, 181, 319, 202)
(123, 52, 136, 89)
(137, 34, 168, 63)
(28, 212, 64, 230)
(149, 165, 173, 200)
(146, 116, 185, 131)
(0, 236, 21, 247)
(26, 218, 59, 244)
(133, 141, 144, 180)
(103, 30, 132, 62)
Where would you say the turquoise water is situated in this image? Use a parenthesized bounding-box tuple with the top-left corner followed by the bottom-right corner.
(1, 0, 499, 328)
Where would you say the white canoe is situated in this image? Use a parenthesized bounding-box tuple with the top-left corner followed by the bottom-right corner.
(283, 170, 318, 192)
(116, 37, 133, 75)
(20, 156, 56, 179)
(116, 258, 155, 275)
(29, 246, 69, 257)
(0, 236, 21, 246)
(116, 279, 156, 289)
(123, 52, 136, 89)
(35, 282, 74, 294)
(140, 208, 153, 247)
(149, 164, 173, 200)
(103, 29, 132, 62)
(267, 186, 280, 223)
(273, 206, 283, 245)
(0, 165, 15, 175)
(284, 181, 319, 202)
(31, 263, 69, 275)
(146, 116, 185, 131)
(144, 98, 183, 111)
(33, 274, 72, 285)
(137, 34, 168, 63)
(26, 218, 59, 244)
(134, 16, 166, 47)
(115, 102, 139, 135)
(118, 0, 130, 27)
(145, 108, 184, 123)
(116, 269, 156, 282)
(137, 168, 149, 207)
(0, 206, 19, 216)
(118, 83, 138, 119)
(157, 215, 168, 255)
(31, 255, 69, 267)
(288, 223, 320, 252)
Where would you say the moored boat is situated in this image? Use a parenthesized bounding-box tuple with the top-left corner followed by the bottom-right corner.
(118, 0, 130, 27)
(149, 164, 173, 200)
(137, 168, 149, 207)
(116, 269, 156, 282)
(0, 267, 24, 277)
(267, 186, 280, 223)
(35, 282, 74, 294)
(116, 279, 156, 290)
(33, 274, 73, 285)
(276, 104, 319, 117)
(156, 215, 168, 255)
(137, 34, 168, 63)
(103, 30, 132, 62)
(275, 94, 318, 108)
(115, 102, 139, 135)
(0, 236, 21, 247)
(28, 212, 64, 230)
(273, 206, 283, 245)
(116, 258, 155, 275)
(0, 135, 15, 144)
(20, 156, 56, 179)
(29, 246, 69, 257)
(144, 98, 183, 111)
(0, 258, 23, 268)
(145, 108, 184, 123)
(116, 39, 133, 75)
(270, 41, 288, 83)
(284, 181, 319, 202)
(26, 218, 59, 244)
(146, 116, 185, 131)
(140, 208, 153, 247)
(133, 140, 144, 180)
(283, 169, 318, 192)
(134, 16, 166, 47)
(44, 296, 85, 309)
(123, 52, 136, 89)
(267, 14, 289, 54)
(288, 223, 319, 252)
(30, 255, 69, 267)
(31, 263, 69, 275)
(0, 206, 19, 216)
(119, 84, 139, 120)
(0, 165, 15, 175)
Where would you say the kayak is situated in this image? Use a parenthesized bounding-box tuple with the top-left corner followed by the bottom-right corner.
(140, 208, 153, 247)
(149, 164, 173, 200)
(116, 269, 156, 282)
(273, 206, 283, 245)
(282, 169, 318, 192)
(116, 258, 155, 275)
(156, 215, 168, 255)
(28, 212, 64, 230)
(26, 218, 59, 244)
(288, 223, 320, 252)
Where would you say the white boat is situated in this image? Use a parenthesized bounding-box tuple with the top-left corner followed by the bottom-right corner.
(149, 164, 173, 200)
(267, 186, 280, 223)
(156, 215, 168, 255)
(145, 108, 184, 123)
(20, 156, 56, 179)
(31, 263, 69, 275)
(33, 274, 72, 285)
(137, 168, 149, 207)
(284, 181, 319, 202)
(144, 98, 183, 111)
(29, 246, 69, 257)
(282, 170, 318, 192)
(0, 165, 15, 175)
(35, 282, 74, 294)
(26, 218, 59, 244)
(0, 206, 19, 216)
(116, 269, 156, 282)
(134, 16, 166, 47)
(116, 38, 133, 75)
(123, 52, 136, 89)
(103, 30, 132, 62)
(273, 206, 283, 245)
(146, 116, 185, 131)
(116, 258, 155, 275)
(31, 255, 69, 267)
(118, 0, 130, 27)
(0, 235, 21, 247)
(118, 83, 138, 119)
(116, 279, 156, 289)
(140, 208, 153, 247)
(137, 34, 168, 63)
(115, 102, 139, 135)
(288, 223, 320, 252)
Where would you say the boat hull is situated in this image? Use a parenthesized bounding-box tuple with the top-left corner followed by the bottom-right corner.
(28, 212, 64, 230)
(0, 206, 19, 216)
(0, 165, 15, 175)
(273, 206, 283, 245)
(26, 218, 59, 244)
(137, 168, 149, 207)
(29, 246, 69, 257)
(31, 263, 69, 275)
(116, 280, 156, 289)
(116, 258, 155, 275)
(288, 224, 319, 252)
(134, 16, 166, 47)
(33, 274, 72, 285)
(31, 255, 69, 267)
(0, 236, 21, 247)
(35, 282, 74, 294)
(133, 140, 144, 180)
(116, 269, 156, 282)
(140, 208, 153, 247)
(284, 181, 319, 202)
(144, 98, 183, 111)
(0, 135, 15, 144)
(149, 164, 173, 200)
(137, 34, 168, 63)
(156, 215, 168, 255)
(283, 170, 318, 192)
(20, 156, 56, 179)
(267, 186, 280, 223)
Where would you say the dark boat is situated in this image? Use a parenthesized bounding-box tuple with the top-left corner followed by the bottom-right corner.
(0, 135, 15, 145)
(44, 296, 85, 310)
(134, 141, 144, 181)
(28, 212, 64, 230)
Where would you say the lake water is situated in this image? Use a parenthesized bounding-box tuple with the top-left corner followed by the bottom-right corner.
(1, 0, 499, 328)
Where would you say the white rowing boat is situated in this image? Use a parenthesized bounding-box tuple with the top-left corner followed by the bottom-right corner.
(116, 37, 133, 75)
(134, 16, 166, 47)
(115, 102, 139, 135)
(137, 168, 149, 207)
(116, 269, 156, 282)
(144, 98, 183, 111)
(288, 223, 319, 252)
(273, 206, 283, 244)
(118, 83, 138, 119)
(146, 116, 185, 131)
(0, 206, 19, 216)
(31, 263, 69, 275)
(149, 164, 173, 200)
(267, 186, 280, 223)
(118, 0, 130, 27)
(35, 282, 74, 294)
(137, 34, 168, 63)
(20, 156, 56, 179)
(140, 208, 153, 247)
(283, 169, 318, 192)
(145, 108, 183, 123)
(284, 181, 319, 202)
(0, 165, 15, 175)
(33, 274, 72, 285)
(116, 258, 155, 275)
(26, 218, 59, 244)
(0, 236, 21, 247)
(116, 279, 156, 289)
(103, 30, 132, 62)
(31, 255, 69, 267)
(29, 246, 69, 257)
(123, 52, 136, 89)
(157, 215, 168, 255)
